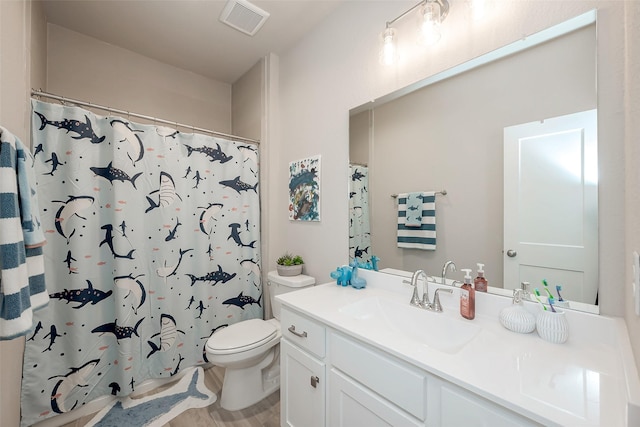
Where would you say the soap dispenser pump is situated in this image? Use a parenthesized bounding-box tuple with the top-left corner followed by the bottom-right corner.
(474, 263, 488, 292)
(460, 268, 475, 320)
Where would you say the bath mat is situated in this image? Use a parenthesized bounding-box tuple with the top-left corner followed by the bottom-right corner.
(85, 367, 216, 427)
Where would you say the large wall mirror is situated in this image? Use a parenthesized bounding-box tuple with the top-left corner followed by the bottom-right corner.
(349, 11, 599, 312)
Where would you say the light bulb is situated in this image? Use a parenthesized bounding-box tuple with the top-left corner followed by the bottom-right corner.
(417, 1, 441, 46)
(379, 27, 398, 65)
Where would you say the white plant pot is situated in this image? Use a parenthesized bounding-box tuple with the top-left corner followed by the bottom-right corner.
(277, 264, 303, 277)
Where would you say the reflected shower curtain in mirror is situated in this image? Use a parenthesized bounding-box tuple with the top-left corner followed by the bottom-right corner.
(21, 100, 262, 427)
(349, 164, 371, 263)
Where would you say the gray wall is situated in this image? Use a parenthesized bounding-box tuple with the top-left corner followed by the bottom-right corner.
(47, 24, 232, 132)
(233, 59, 263, 142)
(349, 109, 370, 166)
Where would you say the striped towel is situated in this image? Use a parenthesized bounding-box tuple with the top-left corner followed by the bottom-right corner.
(397, 191, 436, 250)
(0, 126, 48, 340)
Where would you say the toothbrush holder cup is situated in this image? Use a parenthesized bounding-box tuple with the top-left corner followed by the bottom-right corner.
(536, 308, 569, 344)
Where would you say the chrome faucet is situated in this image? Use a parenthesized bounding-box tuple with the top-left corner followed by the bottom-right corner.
(441, 260, 457, 285)
(406, 270, 452, 312)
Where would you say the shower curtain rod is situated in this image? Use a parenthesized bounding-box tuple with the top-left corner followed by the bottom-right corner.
(31, 89, 260, 146)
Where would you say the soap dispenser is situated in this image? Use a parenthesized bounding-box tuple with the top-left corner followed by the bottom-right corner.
(460, 268, 475, 320)
(474, 263, 488, 292)
(499, 289, 536, 334)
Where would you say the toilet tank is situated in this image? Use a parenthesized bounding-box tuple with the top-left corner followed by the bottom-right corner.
(267, 271, 315, 319)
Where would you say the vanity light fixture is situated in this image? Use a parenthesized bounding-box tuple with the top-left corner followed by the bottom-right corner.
(379, 0, 450, 65)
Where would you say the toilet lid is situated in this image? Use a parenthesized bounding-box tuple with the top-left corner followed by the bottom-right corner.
(206, 319, 277, 353)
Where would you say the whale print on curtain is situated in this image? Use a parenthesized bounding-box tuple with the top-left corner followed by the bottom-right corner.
(349, 164, 371, 264)
(20, 100, 262, 427)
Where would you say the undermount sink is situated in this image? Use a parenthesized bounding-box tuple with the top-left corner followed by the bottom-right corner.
(339, 296, 481, 354)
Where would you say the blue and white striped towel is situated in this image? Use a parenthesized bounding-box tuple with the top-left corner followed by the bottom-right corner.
(0, 126, 48, 340)
(397, 191, 436, 250)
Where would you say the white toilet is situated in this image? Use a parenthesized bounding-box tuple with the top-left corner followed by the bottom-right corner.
(206, 271, 315, 411)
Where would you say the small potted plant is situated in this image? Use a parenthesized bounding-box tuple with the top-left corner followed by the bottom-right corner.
(276, 253, 304, 277)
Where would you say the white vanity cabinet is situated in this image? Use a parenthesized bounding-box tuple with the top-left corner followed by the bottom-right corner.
(281, 305, 541, 427)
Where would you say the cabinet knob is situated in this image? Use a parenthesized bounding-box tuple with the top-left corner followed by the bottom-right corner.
(288, 325, 308, 338)
(310, 375, 320, 388)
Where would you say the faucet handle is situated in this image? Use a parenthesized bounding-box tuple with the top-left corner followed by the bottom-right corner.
(431, 288, 453, 312)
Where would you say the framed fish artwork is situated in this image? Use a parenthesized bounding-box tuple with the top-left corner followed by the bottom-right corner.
(289, 155, 321, 221)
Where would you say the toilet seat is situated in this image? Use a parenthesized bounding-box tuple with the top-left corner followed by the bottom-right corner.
(206, 319, 277, 355)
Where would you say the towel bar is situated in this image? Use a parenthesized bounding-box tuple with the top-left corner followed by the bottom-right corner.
(391, 190, 447, 198)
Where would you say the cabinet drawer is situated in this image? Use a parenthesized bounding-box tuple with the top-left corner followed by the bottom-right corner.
(281, 307, 326, 358)
(330, 332, 427, 421)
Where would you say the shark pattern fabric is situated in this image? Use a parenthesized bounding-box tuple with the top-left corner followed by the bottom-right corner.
(348, 165, 371, 264)
(21, 100, 262, 427)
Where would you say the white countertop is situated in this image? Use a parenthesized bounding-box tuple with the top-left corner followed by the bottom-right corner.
(276, 269, 640, 426)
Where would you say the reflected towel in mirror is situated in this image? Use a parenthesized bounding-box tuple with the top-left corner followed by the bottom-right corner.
(397, 191, 436, 250)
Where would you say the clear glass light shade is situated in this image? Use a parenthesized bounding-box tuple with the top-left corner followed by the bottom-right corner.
(379, 27, 398, 65)
(417, 1, 441, 46)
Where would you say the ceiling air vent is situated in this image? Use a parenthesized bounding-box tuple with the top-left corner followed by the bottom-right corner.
(219, 0, 270, 36)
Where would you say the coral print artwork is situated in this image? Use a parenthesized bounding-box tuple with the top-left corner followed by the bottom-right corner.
(289, 155, 321, 221)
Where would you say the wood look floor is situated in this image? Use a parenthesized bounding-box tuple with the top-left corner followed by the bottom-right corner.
(60, 366, 280, 427)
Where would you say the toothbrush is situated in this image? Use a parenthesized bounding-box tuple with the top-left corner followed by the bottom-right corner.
(542, 279, 554, 300)
(556, 285, 565, 301)
(533, 288, 548, 311)
(548, 297, 557, 313)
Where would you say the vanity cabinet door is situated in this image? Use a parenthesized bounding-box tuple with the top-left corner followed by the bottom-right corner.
(329, 369, 422, 427)
(281, 338, 325, 427)
(439, 383, 542, 427)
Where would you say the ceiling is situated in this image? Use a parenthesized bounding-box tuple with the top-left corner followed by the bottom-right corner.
(41, 0, 344, 84)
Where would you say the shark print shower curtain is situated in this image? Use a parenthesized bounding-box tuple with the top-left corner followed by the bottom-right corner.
(349, 164, 371, 264)
(20, 100, 262, 427)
